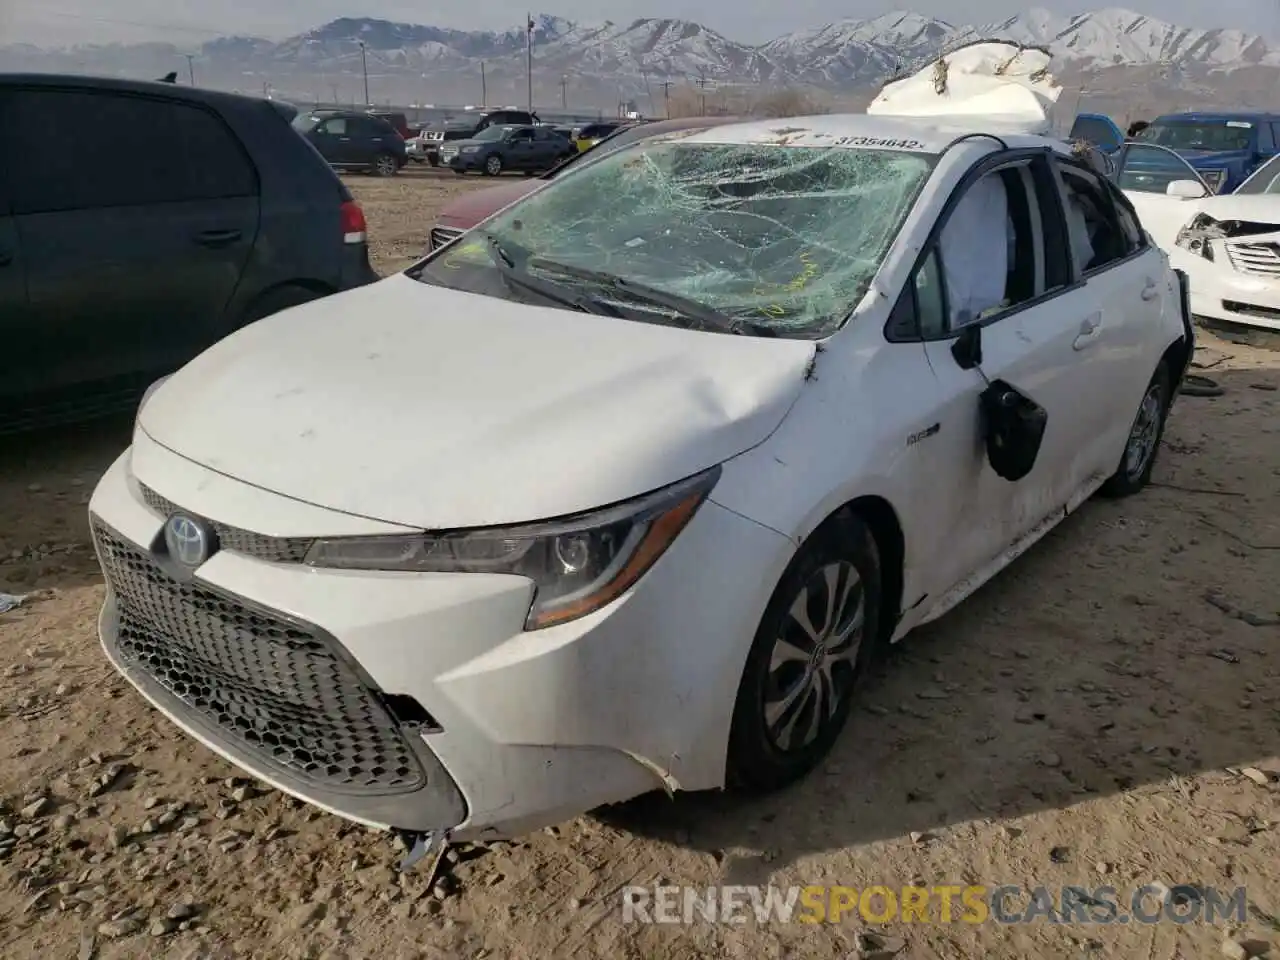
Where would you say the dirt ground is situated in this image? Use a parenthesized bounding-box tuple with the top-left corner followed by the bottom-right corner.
(1, 170, 1278, 960)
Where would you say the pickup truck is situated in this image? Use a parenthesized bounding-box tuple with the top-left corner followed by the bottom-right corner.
(416, 109, 539, 165)
(1132, 112, 1280, 193)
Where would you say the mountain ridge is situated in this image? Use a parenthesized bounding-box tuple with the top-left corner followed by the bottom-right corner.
(4, 7, 1276, 109)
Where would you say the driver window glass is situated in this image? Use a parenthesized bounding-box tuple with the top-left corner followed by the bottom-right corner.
(937, 167, 1041, 329)
(1057, 166, 1134, 273)
(319, 118, 346, 135)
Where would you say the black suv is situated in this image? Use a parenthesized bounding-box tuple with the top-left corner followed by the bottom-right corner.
(441, 124, 575, 176)
(0, 74, 378, 433)
(293, 110, 407, 176)
(418, 109, 539, 165)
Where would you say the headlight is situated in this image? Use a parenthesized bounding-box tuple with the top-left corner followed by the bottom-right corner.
(1174, 214, 1223, 260)
(305, 466, 720, 630)
(460, 145, 480, 154)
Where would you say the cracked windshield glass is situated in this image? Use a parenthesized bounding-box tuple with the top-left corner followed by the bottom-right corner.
(413, 137, 932, 337)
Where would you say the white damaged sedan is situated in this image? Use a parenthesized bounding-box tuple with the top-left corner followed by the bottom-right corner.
(89, 106, 1194, 855)
(1117, 142, 1280, 333)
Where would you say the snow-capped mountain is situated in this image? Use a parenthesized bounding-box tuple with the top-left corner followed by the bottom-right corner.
(5, 7, 1278, 105)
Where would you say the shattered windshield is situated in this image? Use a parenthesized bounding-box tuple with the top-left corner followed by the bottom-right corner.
(1137, 120, 1254, 152)
(412, 138, 934, 338)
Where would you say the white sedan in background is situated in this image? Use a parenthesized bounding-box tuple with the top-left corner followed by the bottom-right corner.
(1117, 142, 1280, 332)
(88, 105, 1194, 857)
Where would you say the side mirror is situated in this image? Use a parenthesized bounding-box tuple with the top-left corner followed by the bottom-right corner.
(951, 323, 982, 371)
(1167, 179, 1207, 199)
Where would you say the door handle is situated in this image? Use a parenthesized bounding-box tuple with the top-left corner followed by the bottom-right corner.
(195, 229, 242, 248)
(1140, 279, 1160, 301)
(1073, 312, 1102, 351)
(338, 137, 351, 141)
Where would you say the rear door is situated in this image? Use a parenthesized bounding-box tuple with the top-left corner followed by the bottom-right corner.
(1050, 157, 1170, 479)
(3, 86, 260, 400)
(351, 115, 394, 161)
(532, 126, 564, 167)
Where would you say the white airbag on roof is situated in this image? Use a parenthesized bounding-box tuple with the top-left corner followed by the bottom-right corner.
(867, 40, 1062, 136)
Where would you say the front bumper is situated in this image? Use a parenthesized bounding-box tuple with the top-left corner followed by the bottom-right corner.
(1172, 245, 1280, 331)
(443, 152, 485, 171)
(89, 431, 791, 839)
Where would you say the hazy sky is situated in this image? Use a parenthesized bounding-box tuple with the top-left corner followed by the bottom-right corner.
(4, 0, 1277, 47)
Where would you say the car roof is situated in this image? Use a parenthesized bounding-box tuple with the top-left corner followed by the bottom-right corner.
(0, 72, 274, 112)
(677, 113, 1071, 156)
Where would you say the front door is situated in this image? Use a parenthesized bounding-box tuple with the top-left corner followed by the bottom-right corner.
(905, 155, 1099, 607)
(310, 116, 356, 166)
(2, 87, 259, 403)
(507, 127, 537, 170)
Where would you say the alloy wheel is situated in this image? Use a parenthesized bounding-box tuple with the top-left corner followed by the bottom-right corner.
(763, 561, 865, 752)
(485, 156, 502, 175)
(375, 155, 396, 176)
(1123, 382, 1163, 479)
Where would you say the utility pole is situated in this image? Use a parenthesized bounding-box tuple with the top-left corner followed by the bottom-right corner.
(698, 70, 707, 116)
(329, 83, 339, 106)
(480, 61, 487, 106)
(358, 40, 369, 106)
(659, 80, 672, 119)
(561, 75, 567, 109)
(525, 13, 534, 114)
(185, 54, 195, 85)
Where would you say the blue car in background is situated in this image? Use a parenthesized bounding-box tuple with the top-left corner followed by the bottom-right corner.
(1132, 112, 1280, 193)
(1069, 112, 1125, 156)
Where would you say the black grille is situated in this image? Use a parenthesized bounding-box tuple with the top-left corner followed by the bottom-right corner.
(430, 227, 463, 251)
(94, 522, 427, 795)
(138, 483, 313, 564)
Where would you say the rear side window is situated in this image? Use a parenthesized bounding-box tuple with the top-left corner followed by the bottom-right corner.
(7, 89, 256, 214)
(1069, 116, 1121, 151)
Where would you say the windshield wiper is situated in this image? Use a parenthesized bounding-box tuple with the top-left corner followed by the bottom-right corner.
(525, 259, 776, 337)
(481, 234, 621, 317)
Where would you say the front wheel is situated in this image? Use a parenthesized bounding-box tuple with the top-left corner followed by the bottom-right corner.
(483, 154, 503, 176)
(1098, 361, 1171, 498)
(725, 512, 882, 793)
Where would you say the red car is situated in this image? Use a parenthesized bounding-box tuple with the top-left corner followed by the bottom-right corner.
(426, 116, 738, 252)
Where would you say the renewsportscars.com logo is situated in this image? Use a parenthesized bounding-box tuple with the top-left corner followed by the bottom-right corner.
(621, 884, 1249, 925)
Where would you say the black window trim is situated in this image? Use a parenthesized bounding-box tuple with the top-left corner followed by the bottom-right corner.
(4, 83, 260, 212)
(1051, 157, 1149, 281)
(884, 147, 1083, 344)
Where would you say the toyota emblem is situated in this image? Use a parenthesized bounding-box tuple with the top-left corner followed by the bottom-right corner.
(164, 513, 213, 567)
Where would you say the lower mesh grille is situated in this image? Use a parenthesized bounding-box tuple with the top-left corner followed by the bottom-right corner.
(93, 521, 426, 795)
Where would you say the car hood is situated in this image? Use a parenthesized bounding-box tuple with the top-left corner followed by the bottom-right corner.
(1197, 194, 1280, 224)
(435, 179, 544, 228)
(138, 275, 815, 530)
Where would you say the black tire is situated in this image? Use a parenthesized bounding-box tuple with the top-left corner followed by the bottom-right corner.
(1099, 361, 1171, 498)
(453, 169, 467, 176)
(428, 155, 440, 167)
(240, 285, 325, 326)
(371, 153, 398, 177)
(725, 511, 882, 793)
(483, 154, 503, 176)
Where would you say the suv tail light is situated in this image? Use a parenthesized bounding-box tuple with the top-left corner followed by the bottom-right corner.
(340, 200, 367, 245)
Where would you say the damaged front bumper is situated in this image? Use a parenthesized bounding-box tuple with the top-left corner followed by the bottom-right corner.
(1171, 222, 1280, 331)
(87, 440, 789, 845)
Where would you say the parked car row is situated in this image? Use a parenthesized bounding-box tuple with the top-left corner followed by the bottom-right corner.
(0, 73, 377, 434)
